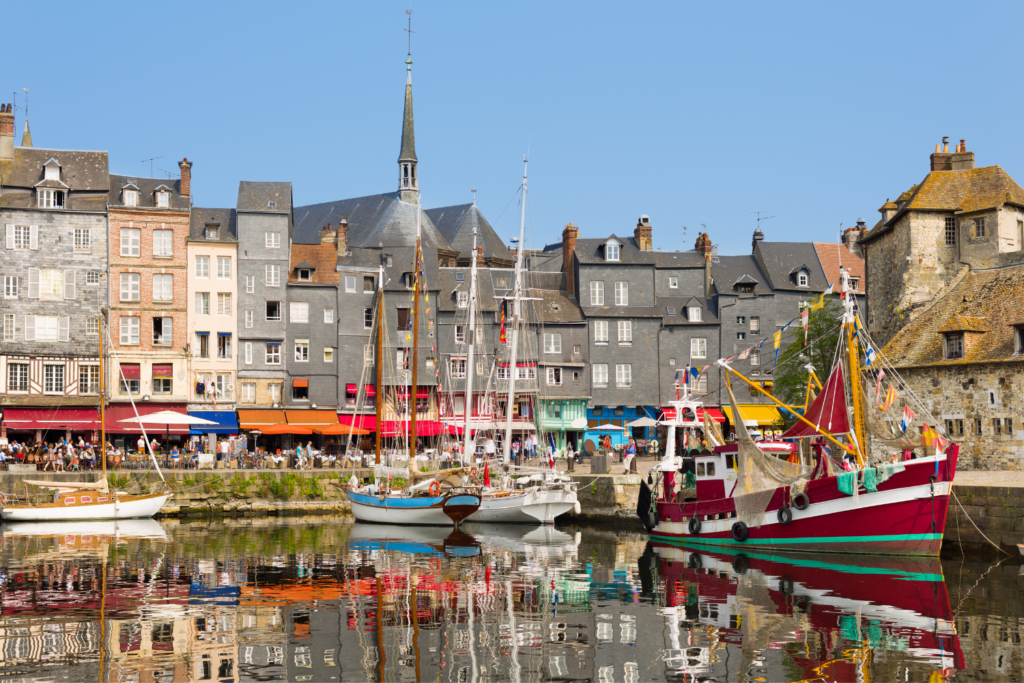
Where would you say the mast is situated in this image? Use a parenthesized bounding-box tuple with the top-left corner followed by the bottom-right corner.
(410, 203, 422, 456)
(99, 311, 106, 478)
(843, 270, 868, 467)
(503, 158, 528, 459)
(462, 229, 479, 463)
(376, 263, 385, 465)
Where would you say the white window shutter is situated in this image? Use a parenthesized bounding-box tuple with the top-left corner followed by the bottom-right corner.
(164, 317, 173, 346)
(58, 317, 70, 342)
(63, 269, 76, 299)
(25, 315, 35, 341)
(29, 226, 38, 250)
(5, 226, 13, 250)
(27, 268, 40, 299)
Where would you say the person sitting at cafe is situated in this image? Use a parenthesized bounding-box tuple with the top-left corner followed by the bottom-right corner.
(171, 446, 182, 469)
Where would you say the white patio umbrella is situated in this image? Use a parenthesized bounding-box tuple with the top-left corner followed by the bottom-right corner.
(118, 410, 219, 444)
(625, 417, 659, 428)
(591, 423, 626, 431)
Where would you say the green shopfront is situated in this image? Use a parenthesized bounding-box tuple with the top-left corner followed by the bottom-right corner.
(539, 399, 588, 452)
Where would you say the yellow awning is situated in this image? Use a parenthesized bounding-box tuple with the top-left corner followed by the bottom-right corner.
(722, 405, 783, 426)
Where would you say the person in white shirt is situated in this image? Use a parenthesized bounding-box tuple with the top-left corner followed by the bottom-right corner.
(484, 437, 495, 462)
(137, 436, 146, 455)
(219, 439, 230, 462)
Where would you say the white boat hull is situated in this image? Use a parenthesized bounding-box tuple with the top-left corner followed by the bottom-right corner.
(468, 487, 577, 524)
(345, 490, 481, 526)
(0, 493, 170, 522)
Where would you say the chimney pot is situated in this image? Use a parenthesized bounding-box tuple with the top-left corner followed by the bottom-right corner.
(336, 217, 349, 256)
(561, 223, 579, 295)
(634, 215, 653, 251)
(177, 158, 193, 198)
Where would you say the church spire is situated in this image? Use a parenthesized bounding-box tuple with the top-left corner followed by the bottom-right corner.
(20, 118, 32, 148)
(398, 12, 418, 202)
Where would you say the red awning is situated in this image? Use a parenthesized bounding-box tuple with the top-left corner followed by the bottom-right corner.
(3, 408, 101, 431)
(346, 384, 376, 396)
(345, 384, 357, 393)
(782, 365, 850, 439)
(381, 420, 442, 436)
(340, 415, 377, 430)
(660, 407, 726, 423)
(365, 385, 376, 397)
(396, 388, 430, 398)
(119, 364, 141, 380)
(152, 364, 174, 378)
(293, 379, 309, 388)
(497, 362, 537, 368)
(105, 404, 190, 434)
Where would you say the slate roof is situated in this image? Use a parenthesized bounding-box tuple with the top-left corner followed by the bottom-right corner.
(650, 251, 705, 268)
(436, 268, 498, 312)
(189, 207, 238, 242)
(532, 288, 584, 323)
(814, 242, 865, 293)
(109, 173, 189, 209)
(399, 69, 417, 162)
(526, 272, 565, 291)
(337, 247, 386, 271)
(237, 181, 292, 213)
(289, 244, 340, 284)
(293, 192, 451, 250)
(379, 245, 441, 293)
(425, 203, 512, 263)
(656, 296, 719, 324)
(488, 269, 515, 292)
(580, 303, 664, 319)
(755, 242, 830, 292)
(711, 255, 772, 296)
(0, 148, 109, 209)
(574, 236, 657, 265)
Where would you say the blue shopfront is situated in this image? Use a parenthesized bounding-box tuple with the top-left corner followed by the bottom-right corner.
(583, 405, 658, 451)
(189, 410, 240, 453)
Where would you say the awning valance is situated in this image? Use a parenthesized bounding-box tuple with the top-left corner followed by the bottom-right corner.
(105, 403, 189, 433)
(284, 410, 338, 427)
(119, 364, 141, 380)
(188, 411, 239, 435)
(292, 379, 309, 388)
(660, 407, 726, 423)
(396, 387, 430, 398)
(722, 405, 784, 427)
(238, 410, 286, 429)
(340, 415, 376, 430)
(152, 364, 174, 378)
(3, 408, 101, 431)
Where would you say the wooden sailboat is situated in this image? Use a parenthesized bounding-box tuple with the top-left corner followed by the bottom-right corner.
(0, 312, 171, 522)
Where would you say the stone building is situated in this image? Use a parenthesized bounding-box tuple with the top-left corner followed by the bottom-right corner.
(534, 284, 589, 451)
(0, 106, 110, 444)
(107, 160, 193, 445)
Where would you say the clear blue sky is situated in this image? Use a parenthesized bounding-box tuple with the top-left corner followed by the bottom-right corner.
(7, 2, 1024, 254)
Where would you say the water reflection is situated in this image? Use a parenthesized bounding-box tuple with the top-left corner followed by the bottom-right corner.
(0, 518, 1010, 682)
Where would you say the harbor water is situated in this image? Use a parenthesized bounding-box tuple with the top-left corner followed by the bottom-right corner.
(0, 517, 1014, 682)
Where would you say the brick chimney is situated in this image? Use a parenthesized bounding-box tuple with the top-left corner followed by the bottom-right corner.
(337, 217, 348, 257)
(561, 223, 579, 296)
(0, 103, 13, 163)
(930, 137, 953, 171)
(634, 215, 653, 251)
(951, 138, 975, 170)
(178, 158, 192, 198)
(321, 223, 337, 245)
(694, 231, 713, 257)
(843, 220, 867, 254)
(476, 245, 486, 268)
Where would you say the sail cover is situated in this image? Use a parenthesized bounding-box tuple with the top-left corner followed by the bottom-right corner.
(782, 365, 850, 439)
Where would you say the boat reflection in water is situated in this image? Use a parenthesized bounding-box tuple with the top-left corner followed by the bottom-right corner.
(0, 518, 986, 682)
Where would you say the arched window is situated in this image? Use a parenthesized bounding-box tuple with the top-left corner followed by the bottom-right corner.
(797, 270, 808, 287)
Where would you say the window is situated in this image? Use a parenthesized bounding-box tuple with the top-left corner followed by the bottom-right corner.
(363, 344, 374, 366)
(344, 275, 356, 292)
(292, 382, 309, 401)
(945, 216, 957, 246)
(994, 417, 1010, 435)
(751, 350, 760, 365)
(294, 341, 309, 362)
(266, 264, 280, 287)
(573, 371, 580, 382)
(153, 317, 173, 345)
(606, 243, 620, 261)
(455, 325, 466, 344)
(215, 374, 231, 400)
(120, 367, 140, 393)
(688, 306, 702, 322)
(86, 271, 100, 285)
(153, 376, 172, 394)
(7, 363, 28, 392)
(74, 228, 91, 251)
(594, 320, 608, 343)
(196, 333, 210, 359)
(975, 418, 983, 435)
(669, 358, 676, 365)
(324, 308, 334, 323)
(324, 348, 334, 362)
(266, 232, 281, 248)
(1019, 220, 1024, 250)
(156, 192, 169, 208)
(153, 274, 173, 301)
(43, 364, 64, 394)
(669, 276, 678, 289)
(691, 337, 707, 359)
(290, 301, 308, 323)
(945, 332, 964, 360)
(217, 293, 232, 316)
(945, 419, 964, 437)
(196, 292, 210, 315)
(450, 358, 467, 378)
(269, 383, 282, 403)
(120, 316, 140, 345)
(244, 342, 252, 365)
(195, 256, 209, 278)
(3, 314, 13, 341)
(737, 331, 746, 340)
(614, 281, 628, 306)
(515, 366, 536, 381)
(544, 333, 562, 354)
(616, 364, 632, 387)
(266, 301, 281, 321)
(457, 291, 469, 308)
(849, 277, 860, 291)
(205, 226, 219, 240)
(4, 275, 17, 298)
(241, 382, 256, 403)
(975, 217, 986, 238)
(497, 366, 510, 380)
(590, 281, 604, 306)
(364, 308, 373, 329)
(573, 344, 581, 354)
(593, 363, 608, 388)
(39, 269, 64, 300)
(547, 367, 562, 386)
(297, 268, 311, 281)
(152, 230, 173, 257)
(216, 256, 231, 279)
(1016, 326, 1024, 354)
(8, 225, 32, 250)
(750, 317, 760, 333)
(245, 275, 254, 294)
(124, 189, 138, 206)
(121, 229, 141, 257)
(37, 189, 64, 208)
(397, 308, 410, 330)
(266, 344, 281, 365)
(689, 373, 708, 394)
(218, 334, 232, 360)
(797, 270, 809, 287)
(245, 310, 253, 328)
(86, 317, 98, 336)
(737, 316, 746, 324)
(618, 321, 632, 343)
(667, 307, 675, 315)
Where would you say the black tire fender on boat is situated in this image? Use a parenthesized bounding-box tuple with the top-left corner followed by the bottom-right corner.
(779, 578, 795, 595)
(731, 521, 749, 542)
(732, 553, 749, 574)
(777, 506, 793, 525)
(688, 553, 703, 570)
(793, 493, 810, 511)
(688, 516, 702, 535)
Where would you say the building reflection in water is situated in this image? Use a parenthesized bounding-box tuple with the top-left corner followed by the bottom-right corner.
(0, 518, 1010, 682)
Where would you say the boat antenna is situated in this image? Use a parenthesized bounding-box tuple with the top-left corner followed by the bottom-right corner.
(503, 157, 528, 460)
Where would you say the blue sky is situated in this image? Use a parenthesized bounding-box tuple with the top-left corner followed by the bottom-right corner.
(7, 2, 1024, 254)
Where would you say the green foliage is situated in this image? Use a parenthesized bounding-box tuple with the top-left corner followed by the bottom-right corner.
(299, 475, 325, 500)
(773, 298, 844, 427)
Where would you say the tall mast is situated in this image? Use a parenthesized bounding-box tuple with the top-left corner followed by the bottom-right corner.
(375, 263, 385, 465)
(503, 158, 528, 459)
(842, 269, 868, 467)
(462, 229, 479, 462)
(99, 311, 106, 478)
(410, 204, 422, 456)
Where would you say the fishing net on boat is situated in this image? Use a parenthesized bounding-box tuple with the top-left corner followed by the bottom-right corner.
(727, 379, 811, 528)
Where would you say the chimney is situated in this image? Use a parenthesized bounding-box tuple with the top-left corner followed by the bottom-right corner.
(930, 137, 953, 171)
(951, 138, 975, 170)
(178, 157, 193, 198)
(694, 231, 713, 257)
(0, 103, 13, 163)
(337, 217, 348, 257)
(844, 220, 867, 254)
(634, 215, 653, 251)
(751, 227, 764, 251)
(561, 223, 579, 296)
(321, 223, 337, 245)
(476, 245, 486, 268)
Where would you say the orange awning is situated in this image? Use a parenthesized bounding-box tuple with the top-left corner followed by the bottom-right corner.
(259, 423, 313, 435)
(292, 379, 309, 388)
(238, 410, 286, 429)
(319, 424, 372, 436)
(285, 410, 338, 426)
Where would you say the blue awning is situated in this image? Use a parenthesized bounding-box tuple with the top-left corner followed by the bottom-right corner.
(188, 410, 239, 435)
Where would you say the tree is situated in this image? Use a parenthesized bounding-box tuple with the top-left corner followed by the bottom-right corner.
(771, 298, 844, 426)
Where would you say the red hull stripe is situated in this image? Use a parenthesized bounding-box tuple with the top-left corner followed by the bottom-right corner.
(651, 532, 941, 546)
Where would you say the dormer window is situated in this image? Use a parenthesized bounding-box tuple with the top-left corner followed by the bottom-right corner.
(605, 242, 621, 261)
(849, 277, 860, 291)
(44, 163, 60, 181)
(156, 191, 169, 208)
(298, 269, 311, 282)
(457, 292, 469, 308)
(738, 284, 755, 294)
(124, 190, 139, 207)
(688, 306, 702, 322)
(944, 332, 964, 360)
(206, 226, 219, 240)
(268, 201, 277, 209)
(797, 269, 809, 287)
(37, 190, 64, 209)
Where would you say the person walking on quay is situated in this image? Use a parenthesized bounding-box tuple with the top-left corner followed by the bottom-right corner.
(623, 438, 636, 474)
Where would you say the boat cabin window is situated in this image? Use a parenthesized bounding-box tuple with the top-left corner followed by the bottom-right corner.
(696, 461, 716, 477)
(697, 462, 704, 476)
(725, 453, 736, 470)
(705, 461, 715, 477)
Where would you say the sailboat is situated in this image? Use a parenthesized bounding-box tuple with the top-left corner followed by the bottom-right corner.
(0, 313, 172, 522)
(641, 270, 958, 556)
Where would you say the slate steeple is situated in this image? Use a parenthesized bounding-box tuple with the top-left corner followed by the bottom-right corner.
(398, 53, 418, 203)
(21, 118, 32, 148)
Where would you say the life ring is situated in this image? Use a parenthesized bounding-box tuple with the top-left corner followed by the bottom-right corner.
(429, 558, 441, 571)
(470, 467, 478, 479)
(688, 516, 702, 535)
(429, 481, 441, 496)
(731, 521, 749, 542)
(777, 507, 793, 525)
(793, 492, 810, 511)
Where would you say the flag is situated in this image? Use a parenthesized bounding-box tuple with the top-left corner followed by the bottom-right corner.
(499, 306, 507, 344)
(548, 433, 556, 468)
(921, 424, 935, 447)
(875, 369, 886, 401)
(881, 384, 898, 411)
(901, 404, 915, 433)
(865, 347, 876, 367)
(801, 308, 809, 345)
(773, 330, 782, 349)
(483, 462, 490, 487)
(690, 366, 699, 380)
(739, 348, 750, 360)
